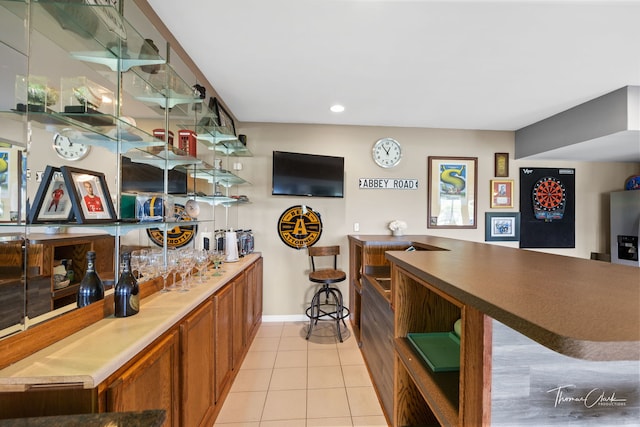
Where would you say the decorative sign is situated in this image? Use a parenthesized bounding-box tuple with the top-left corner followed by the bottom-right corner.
(277, 205, 322, 249)
(147, 204, 197, 248)
(359, 178, 418, 190)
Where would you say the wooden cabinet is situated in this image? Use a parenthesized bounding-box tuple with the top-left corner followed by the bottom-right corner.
(214, 281, 234, 402)
(180, 300, 215, 427)
(106, 329, 180, 427)
(392, 264, 490, 427)
(232, 274, 246, 366)
(246, 257, 263, 340)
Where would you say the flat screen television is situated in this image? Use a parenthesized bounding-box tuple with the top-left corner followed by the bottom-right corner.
(272, 151, 344, 198)
(121, 156, 187, 194)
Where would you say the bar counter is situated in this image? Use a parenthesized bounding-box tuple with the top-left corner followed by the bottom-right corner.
(351, 235, 639, 361)
(0, 253, 261, 391)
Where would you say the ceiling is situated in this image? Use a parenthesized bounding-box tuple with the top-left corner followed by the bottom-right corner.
(146, 0, 640, 162)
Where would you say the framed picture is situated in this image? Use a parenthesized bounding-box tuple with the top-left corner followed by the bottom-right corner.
(28, 166, 75, 223)
(210, 97, 236, 136)
(485, 212, 520, 241)
(427, 156, 478, 228)
(60, 166, 116, 223)
(494, 152, 509, 177)
(490, 179, 514, 208)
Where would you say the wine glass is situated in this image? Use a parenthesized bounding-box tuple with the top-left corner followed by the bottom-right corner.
(194, 250, 209, 283)
(209, 250, 223, 276)
(167, 250, 180, 291)
(177, 250, 193, 292)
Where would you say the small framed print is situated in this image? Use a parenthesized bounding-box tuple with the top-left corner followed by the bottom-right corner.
(494, 152, 509, 177)
(210, 97, 236, 136)
(28, 166, 75, 223)
(490, 179, 514, 208)
(485, 212, 520, 242)
(61, 166, 116, 223)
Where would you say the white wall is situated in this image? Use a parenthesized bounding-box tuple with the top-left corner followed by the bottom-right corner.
(232, 122, 640, 317)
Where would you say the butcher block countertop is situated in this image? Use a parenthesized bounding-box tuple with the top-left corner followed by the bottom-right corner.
(349, 235, 639, 361)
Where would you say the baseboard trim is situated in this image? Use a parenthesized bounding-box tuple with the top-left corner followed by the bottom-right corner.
(262, 314, 307, 323)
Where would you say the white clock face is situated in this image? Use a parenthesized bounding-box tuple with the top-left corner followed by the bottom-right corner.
(52, 133, 90, 161)
(373, 137, 402, 168)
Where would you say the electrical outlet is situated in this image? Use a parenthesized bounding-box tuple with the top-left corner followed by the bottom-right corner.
(353, 222, 360, 232)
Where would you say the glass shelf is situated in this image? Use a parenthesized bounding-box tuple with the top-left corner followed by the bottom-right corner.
(126, 144, 202, 170)
(32, 1, 166, 72)
(11, 109, 164, 152)
(129, 65, 203, 109)
(183, 164, 250, 187)
(178, 123, 253, 157)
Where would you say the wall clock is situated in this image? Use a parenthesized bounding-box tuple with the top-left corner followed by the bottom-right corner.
(372, 137, 402, 168)
(52, 133, 90, 161)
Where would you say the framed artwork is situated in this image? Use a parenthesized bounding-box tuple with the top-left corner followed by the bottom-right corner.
(494, 152, 509, 177)
(28, 166, 75, 223)
(485, 212, 520, 241)
(60, 166, 116, 223)
(0, 150, 10, 221)
(210, 97, 236, 136)
(490, 179, 514, 208)
(427, 156, 477, 228)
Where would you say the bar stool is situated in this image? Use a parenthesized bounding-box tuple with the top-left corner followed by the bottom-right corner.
(305, 245, 350, 342)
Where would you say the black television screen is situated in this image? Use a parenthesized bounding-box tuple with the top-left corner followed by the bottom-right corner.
(272, 151, 344, 198)
(121, 156, 187, 194)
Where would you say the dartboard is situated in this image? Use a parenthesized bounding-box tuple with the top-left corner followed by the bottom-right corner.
(533, 177, 566, 220)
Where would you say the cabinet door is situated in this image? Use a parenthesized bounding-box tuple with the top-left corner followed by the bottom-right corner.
(106, 330, 179, 427)
(214, 283, 233, 402)
(246, 258, 263, 339)
(232, 274, 247, 365)
(180, 300, 215, 427)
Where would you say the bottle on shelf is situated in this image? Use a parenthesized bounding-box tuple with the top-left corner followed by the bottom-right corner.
(77, 251, 105, 308)
(114, 251, 139, 317)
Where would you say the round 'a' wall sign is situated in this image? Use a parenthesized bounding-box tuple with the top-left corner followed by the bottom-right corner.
(277, 205, 323, 249)
(147, 203, 198, 248)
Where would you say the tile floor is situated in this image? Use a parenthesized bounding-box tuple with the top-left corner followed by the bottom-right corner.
(214, 320, 388, 427)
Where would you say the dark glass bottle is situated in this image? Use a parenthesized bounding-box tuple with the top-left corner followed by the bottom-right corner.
(77, 251, 104, 308)
(114, 251, 139, 317)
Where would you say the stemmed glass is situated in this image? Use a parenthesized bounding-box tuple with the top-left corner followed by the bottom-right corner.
(194, 250, 209, 283)
(177, 250, 193, 292)
(167, 250, 180, 291)
(209, 250, 224, 276)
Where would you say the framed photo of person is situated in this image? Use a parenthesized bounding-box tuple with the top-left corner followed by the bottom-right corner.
(60, 166, 116, 223)
(28, 166, 75, 224)
(490, 179, 514, 208)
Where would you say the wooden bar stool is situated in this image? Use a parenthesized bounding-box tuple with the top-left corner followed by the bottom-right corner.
(305, 245, 350, 342)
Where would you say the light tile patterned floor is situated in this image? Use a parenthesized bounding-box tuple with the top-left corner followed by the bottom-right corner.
(214, 321, 388, 427)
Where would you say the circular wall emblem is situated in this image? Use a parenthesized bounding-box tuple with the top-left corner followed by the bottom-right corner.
(147, 203, 197, 248)
(277, 205, 323, 249)
(532, 176, 566, 221)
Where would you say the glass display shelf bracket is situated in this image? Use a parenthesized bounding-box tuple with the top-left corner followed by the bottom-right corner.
(135, 89, 203, 109)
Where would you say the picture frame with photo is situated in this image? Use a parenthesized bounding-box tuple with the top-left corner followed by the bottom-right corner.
(427, 156, 478, 228)
(490, 179, 514, 208)
(28, 166, 75, 224)
(485, 212, 520, 241)
(209, 96, 236, 136)
(60, 166, 116, 223)
(494, 152, 509, 177)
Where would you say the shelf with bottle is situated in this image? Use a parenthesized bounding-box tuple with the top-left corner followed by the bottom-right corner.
(30, 1, 166, 73)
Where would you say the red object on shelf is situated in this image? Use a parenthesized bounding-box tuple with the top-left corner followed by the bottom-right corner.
(153, 129, 174, 145)
(178, 129, 197, 157)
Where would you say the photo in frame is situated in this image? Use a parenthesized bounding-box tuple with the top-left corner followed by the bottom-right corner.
(28, 166, 75, 224)
(60, 166, 116, 223)
(485, 212, 520, 241)
(490, 179, 514, 208)
(0, 150, 10, 221)
(427, 156, 477, 228)
(494, 152, 509, 177)
(210, 97, 236, 136)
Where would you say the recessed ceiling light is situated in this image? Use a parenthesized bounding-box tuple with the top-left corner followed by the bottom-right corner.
(330, 104, 345, 113)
